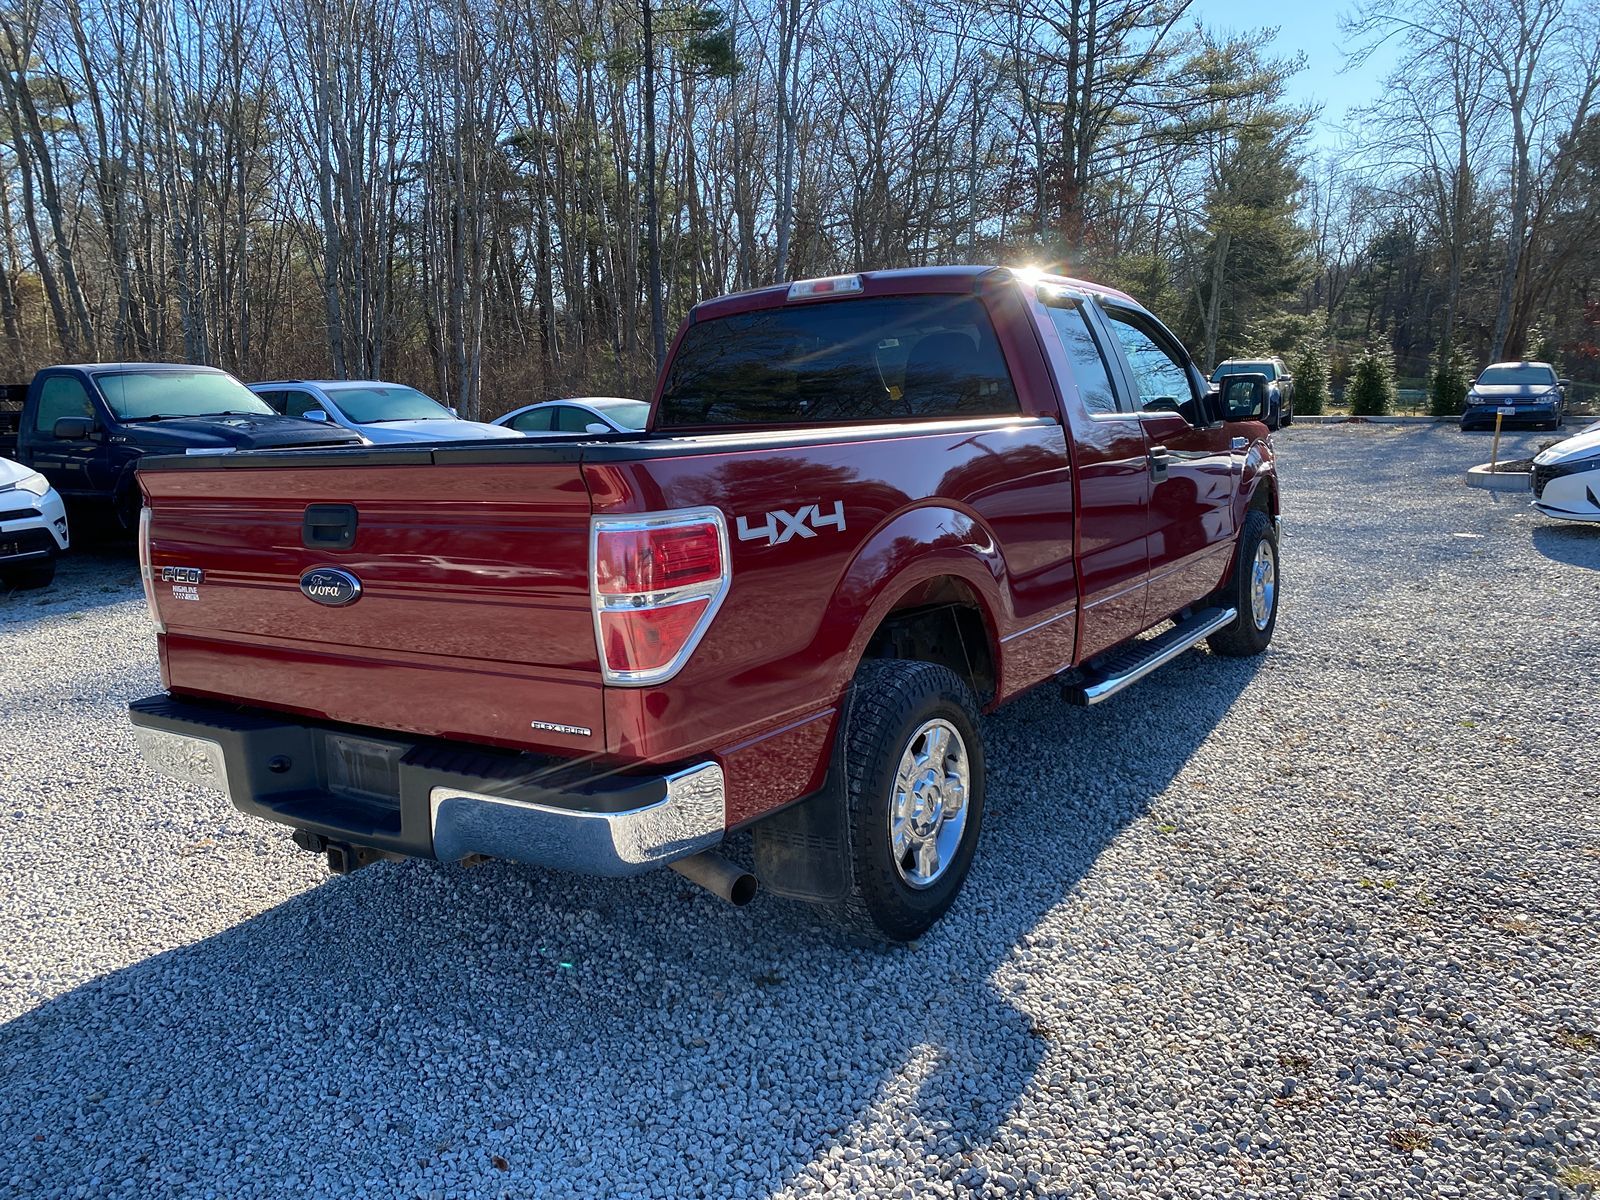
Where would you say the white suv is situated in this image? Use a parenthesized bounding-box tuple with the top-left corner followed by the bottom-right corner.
(0, 455, 68, 589)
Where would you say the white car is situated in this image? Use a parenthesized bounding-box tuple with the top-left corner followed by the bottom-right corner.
(1531, 422, 1600, 522)
(249, 380, 513, 444)
(491, 396, 650, 436)
(0, 455, 69, 589)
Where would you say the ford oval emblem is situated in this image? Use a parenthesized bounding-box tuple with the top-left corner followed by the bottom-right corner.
(299, 566, 362, 607)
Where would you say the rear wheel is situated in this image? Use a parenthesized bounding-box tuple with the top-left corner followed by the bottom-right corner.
(1208, 509, 1278, 657)
(815, 659, 985, 944)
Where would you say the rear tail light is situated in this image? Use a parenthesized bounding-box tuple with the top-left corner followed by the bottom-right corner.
(137, 504, 165, 634)
(591, 509, 730, 684)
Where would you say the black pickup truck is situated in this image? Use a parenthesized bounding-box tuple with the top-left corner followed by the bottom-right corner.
(0, 363, 363, 529)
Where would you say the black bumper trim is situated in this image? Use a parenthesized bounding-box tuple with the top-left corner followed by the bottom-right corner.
(128, 693, 671, 859)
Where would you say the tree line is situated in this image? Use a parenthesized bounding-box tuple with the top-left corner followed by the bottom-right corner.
(0, 0, 1593, 418)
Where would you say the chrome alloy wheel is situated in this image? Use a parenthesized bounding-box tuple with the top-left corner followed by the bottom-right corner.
(890, 718, 971, 889)
(1250, 539, 1277, 631)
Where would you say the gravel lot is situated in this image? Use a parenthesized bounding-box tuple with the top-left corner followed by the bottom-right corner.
(2, 425, 1597, 1200)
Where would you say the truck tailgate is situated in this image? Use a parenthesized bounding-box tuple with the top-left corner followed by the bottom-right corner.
(139, 449, 603, 755)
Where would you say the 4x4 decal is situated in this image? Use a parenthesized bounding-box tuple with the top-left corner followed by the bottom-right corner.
(736, 501, 846, 546)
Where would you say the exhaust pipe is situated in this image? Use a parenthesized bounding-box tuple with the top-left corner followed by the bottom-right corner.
(670, 851, 758, 906)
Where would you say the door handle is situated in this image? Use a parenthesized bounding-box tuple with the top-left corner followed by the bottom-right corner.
(1147, 445, 1170, 482)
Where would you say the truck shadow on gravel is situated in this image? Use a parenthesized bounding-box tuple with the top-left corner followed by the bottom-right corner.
(0, 654, 1260, 1197)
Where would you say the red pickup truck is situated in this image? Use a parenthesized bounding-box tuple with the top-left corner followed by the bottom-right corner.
(130, 267, 1279, 942)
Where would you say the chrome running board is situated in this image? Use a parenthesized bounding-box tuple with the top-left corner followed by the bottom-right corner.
(1063, 606, 1237, 706)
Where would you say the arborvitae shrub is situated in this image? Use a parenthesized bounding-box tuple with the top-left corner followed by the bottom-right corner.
(1292, 343, 1329, 415)
(1429, 344, 1471, 416)
(1348, 343, 1395, 417)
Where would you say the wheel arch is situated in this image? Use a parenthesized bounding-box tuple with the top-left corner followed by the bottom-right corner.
(1238, 449, 1279, 522)
(821, 504, 1009, 708)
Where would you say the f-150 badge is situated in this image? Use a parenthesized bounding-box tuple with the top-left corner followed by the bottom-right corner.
(736, 501, 846, 546)
(161, 565, 204, 601)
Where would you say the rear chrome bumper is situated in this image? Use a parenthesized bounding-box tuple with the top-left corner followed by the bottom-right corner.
(129, 694, 725, 876)
(427, 765, 725, 873)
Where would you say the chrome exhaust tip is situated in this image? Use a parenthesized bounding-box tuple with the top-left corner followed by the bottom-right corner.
(670, 851, 758, 906)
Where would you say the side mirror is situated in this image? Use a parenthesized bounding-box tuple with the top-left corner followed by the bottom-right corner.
(52, 415, 96, 440)
(1222, 375, 1269, 422)
(448, 406, 459, 417)
(302, 408, 329, 422)
(585, 422, 611, 435)
(1559, 378, 1572, 390)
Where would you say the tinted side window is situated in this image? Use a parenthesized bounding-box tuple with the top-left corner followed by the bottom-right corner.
(658, 295, 1021, 428)
(281, 390, 324, 419)
(1101, 310, 1196, 414)
(1044, 303, 1122, 415)
(35, 376, 94, 434)
(512, 408, 554, 432)
(556, 406, 594, 433)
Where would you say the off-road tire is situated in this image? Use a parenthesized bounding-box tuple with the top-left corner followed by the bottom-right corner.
(813, 659, 985, 944)
(1208, 509, 1278, 657)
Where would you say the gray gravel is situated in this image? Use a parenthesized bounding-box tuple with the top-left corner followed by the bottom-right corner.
(2, 425, 1598, 1199)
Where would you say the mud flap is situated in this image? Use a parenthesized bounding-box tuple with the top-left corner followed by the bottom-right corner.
(751, 772, 851, 902)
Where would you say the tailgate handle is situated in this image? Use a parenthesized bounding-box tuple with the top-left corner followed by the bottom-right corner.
(303, 503, 358, 550)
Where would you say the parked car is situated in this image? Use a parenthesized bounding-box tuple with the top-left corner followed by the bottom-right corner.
(250, 380, 511, 443)
(0, 364, 363, 530)
(1460, 362, 1568, 430)
(1210, 357, 1293, 428)
(492, 396, 650, 436)
(0, 454, 68, 588)
(129, 266, 1281, 944)
(1531, 422, 1600, 522)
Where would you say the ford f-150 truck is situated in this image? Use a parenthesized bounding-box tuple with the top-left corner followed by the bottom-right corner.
(0, 363, 364, 530)
(129, 267, 1280, 942)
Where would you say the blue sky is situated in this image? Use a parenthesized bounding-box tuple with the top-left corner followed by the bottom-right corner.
(1195, 0, 1402, 154)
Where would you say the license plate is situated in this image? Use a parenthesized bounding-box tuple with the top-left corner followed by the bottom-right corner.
(324, 733, 405, 802)
(1497, 406, 1516, 417)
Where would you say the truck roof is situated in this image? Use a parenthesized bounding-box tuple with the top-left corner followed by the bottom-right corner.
(249, 379, 415, 389)
(43, 362, 230, 375)
(690, 265, 1136, 323)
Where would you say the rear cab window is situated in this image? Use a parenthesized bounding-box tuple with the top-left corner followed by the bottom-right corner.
(656, 294, 1021, 429)
(1040, 299, 1124, 416)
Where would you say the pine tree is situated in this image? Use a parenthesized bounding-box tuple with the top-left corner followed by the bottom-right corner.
(1348, 343, 1395, 416)
(1429, 344, 1471, 416)
(1291, 343, 1329, 415)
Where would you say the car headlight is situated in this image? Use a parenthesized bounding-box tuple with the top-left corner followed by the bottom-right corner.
(1, 471, 50, 496)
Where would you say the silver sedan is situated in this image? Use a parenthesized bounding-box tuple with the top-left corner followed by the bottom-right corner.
(492, 397, 650, 436)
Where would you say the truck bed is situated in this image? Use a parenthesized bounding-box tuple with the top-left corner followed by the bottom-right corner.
(0, 382, 24, 458)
